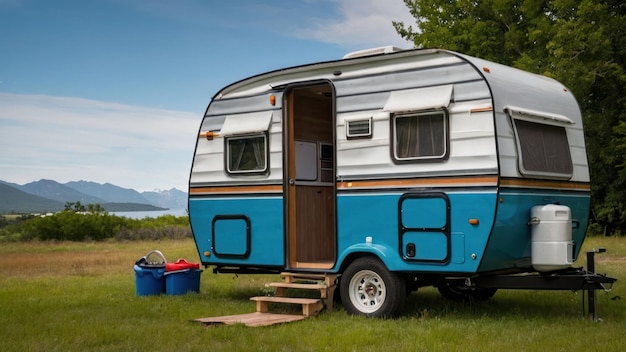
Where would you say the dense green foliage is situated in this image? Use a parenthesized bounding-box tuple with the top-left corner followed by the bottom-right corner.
(394, 0, 626, 233)
(0, 207, 191, 242)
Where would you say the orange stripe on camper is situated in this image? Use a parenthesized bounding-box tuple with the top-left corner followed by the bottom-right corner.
(337, 176, 498, 190)
(190, 177, 589, 195)
(190, 184, 283, 195)
(500, 178, 590, 191)
(190, 177, 497, 196)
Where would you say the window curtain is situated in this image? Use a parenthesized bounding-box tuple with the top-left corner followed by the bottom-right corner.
(395, 113, 444, 159)
(229, 136, 265, 171)
(396, 116, 419, 158)
(252, 138, 265, 169)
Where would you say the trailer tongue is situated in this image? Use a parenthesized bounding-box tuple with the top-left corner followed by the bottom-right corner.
(444, 248, 616, 320)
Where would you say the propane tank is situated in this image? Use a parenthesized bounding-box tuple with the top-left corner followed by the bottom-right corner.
(529, 204, 573, 272)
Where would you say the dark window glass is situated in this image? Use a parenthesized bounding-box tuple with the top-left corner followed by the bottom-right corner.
(514, 120, 572, 176)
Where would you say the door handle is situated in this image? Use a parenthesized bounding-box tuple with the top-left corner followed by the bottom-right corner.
(288, 178, 295, 185)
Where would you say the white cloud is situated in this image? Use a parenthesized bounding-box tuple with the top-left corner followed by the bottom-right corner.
(297, 0, 416, 49)
(0, 93, 199, 191)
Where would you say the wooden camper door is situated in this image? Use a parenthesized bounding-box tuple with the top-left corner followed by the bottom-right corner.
(284, 82, 336, 269)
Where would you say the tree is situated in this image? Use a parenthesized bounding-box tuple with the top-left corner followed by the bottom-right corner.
(63, 201, 106, 214)
(86, 203, 106, 214)
(64, 201, 85, 212)
(394, 0, 626, 233)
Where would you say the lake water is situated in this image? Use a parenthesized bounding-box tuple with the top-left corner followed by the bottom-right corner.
(111, 208, 188, 219)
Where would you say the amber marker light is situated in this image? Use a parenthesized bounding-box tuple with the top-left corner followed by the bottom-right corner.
(199, 131, 218, 140)
(469, 219, 479, 225)
(204, 251, 211, 257)
(269, 94, 276, 105)
(483, 67, 491, 73)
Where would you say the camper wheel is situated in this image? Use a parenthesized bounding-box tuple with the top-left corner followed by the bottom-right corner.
(340, 257, 406, 317)
(437, 282, 497, 302)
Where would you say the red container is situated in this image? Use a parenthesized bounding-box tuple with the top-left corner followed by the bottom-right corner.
(166, 258, 200, 272)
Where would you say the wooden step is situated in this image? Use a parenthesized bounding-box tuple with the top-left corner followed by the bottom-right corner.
(280, 272, 338, 286)
(269, 282, 328, 295)
(250, 296, 324, 317)
(274, 272, 339, 311)
(269, 281, 337, 309)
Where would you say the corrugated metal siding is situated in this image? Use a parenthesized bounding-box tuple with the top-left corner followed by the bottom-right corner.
(335, 98, 497, 180)
(191, 109, 284, 186)
(333, 53, 496, 180)
(190, 50, 502, 187)
(457, 53, 589, 182)
(334, 63, 480, 97)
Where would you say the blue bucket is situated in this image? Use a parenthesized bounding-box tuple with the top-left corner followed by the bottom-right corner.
(164, 269, 202, 295)
(134, 265, 166, 296)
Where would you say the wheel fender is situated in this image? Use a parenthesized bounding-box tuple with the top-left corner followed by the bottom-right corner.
(336, 243, 405, 272)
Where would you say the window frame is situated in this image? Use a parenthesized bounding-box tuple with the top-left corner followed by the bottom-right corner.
(224, 132, 270, 176)
(391, 108, 450, 164)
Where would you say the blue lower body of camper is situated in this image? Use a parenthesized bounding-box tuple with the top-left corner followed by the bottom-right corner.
(189, 187, 589, 275)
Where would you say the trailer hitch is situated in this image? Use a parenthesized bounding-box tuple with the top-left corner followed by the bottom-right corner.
(466, 247, 617, 320)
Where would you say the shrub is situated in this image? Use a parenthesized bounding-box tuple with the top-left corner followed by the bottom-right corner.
(21, 212, 119, 241)
(10, 211, 190, 242)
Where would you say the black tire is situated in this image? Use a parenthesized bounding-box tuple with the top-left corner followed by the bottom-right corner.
(340, 257, 406, 317)
(437, 282, 497, 302)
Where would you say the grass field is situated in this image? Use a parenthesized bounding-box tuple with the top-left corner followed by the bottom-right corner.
(0, 237, 624, 351)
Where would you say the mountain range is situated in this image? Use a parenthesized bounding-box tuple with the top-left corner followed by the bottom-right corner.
(0, 179, 187, 214)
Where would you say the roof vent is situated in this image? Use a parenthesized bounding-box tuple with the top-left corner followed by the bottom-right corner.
(342, 45, 405, 59)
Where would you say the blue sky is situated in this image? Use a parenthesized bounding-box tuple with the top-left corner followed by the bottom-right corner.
(0, 0, 415, 191)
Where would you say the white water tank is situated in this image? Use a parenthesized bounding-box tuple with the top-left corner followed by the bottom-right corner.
(529, 204, 573, 272)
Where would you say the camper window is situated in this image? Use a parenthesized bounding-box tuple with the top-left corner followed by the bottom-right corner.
(392, 110, 448, 161)
(225, 133, 268, 174)
(513, 119, 572, 178)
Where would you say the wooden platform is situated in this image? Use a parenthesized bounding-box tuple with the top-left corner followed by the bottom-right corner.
(193, 312, 309, 327)
(193, 272, 338, 327)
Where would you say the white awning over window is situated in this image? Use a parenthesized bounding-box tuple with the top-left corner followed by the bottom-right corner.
(383, 85, 453, 113)
(504, 105, 574, 125)
(219, 111, 273, 136)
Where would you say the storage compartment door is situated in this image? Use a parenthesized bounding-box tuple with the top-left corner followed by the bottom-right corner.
(399, 193, 451, 263)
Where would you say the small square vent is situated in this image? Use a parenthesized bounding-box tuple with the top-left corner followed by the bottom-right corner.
(346, 118, 372, 139)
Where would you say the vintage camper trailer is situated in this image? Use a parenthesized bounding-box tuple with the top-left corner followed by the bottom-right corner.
(188, 47, 614, 317)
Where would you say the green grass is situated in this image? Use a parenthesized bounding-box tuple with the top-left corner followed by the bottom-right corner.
(0, 237, 624, 351)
